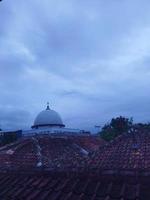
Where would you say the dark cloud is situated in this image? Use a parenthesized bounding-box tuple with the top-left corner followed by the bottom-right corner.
(1, 0, 150, 131)
(0, 108, 32, 130)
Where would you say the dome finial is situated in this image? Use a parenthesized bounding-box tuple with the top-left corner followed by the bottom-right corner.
(46, 102, 50, 110)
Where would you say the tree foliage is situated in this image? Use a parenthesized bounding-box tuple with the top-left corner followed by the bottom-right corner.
(0, 131, 22, 146)
(100, 116, 133, 141)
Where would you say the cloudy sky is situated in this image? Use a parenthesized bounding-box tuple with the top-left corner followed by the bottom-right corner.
(0, 0, 150, 131)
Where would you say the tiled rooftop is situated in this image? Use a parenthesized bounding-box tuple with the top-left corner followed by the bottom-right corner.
(0, 135, 104, 170)
(0, 170, 149, 200)
(0, 131, 150, 199)
(1, 131, 150, 171)
(89, 130, 150, 170)
(70, 136, 106, 151)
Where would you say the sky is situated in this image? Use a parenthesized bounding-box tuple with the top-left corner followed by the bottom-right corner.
(1, 0, 150, 132)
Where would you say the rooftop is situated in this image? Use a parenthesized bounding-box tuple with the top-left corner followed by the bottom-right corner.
(0, 170, 149, 200)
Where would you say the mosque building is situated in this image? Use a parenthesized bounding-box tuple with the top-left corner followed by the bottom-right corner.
(0, 102, 90, 138)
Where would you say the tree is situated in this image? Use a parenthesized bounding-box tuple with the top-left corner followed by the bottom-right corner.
(100, 116, 133, 141)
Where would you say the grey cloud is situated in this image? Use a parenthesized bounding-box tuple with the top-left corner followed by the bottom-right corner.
(0, 108, 32, 130)
(1, 0, 150, 131)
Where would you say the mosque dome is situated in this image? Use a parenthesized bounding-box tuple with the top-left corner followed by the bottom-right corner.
(32, 103, 65, 129)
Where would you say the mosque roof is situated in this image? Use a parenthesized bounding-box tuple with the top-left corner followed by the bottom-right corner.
(32, 103, 65, 128)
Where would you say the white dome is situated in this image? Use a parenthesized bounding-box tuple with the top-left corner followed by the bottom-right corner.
(32, 104, 64, 129)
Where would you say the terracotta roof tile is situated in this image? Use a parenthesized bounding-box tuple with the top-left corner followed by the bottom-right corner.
(90, 131, 150, 170)
(0, 172, 148, 200)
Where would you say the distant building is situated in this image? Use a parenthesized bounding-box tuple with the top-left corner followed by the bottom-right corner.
(0, 102, 90, 137)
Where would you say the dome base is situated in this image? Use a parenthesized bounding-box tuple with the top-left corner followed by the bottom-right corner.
(31, 123, 65, 129)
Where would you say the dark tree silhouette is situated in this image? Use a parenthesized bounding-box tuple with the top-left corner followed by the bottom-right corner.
(100, 116, 133, 141)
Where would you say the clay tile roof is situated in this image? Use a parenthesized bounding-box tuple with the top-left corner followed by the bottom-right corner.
(89, 131, 150, 170)
(0, 136, 93, 170)
(0, 171, 148, 200)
